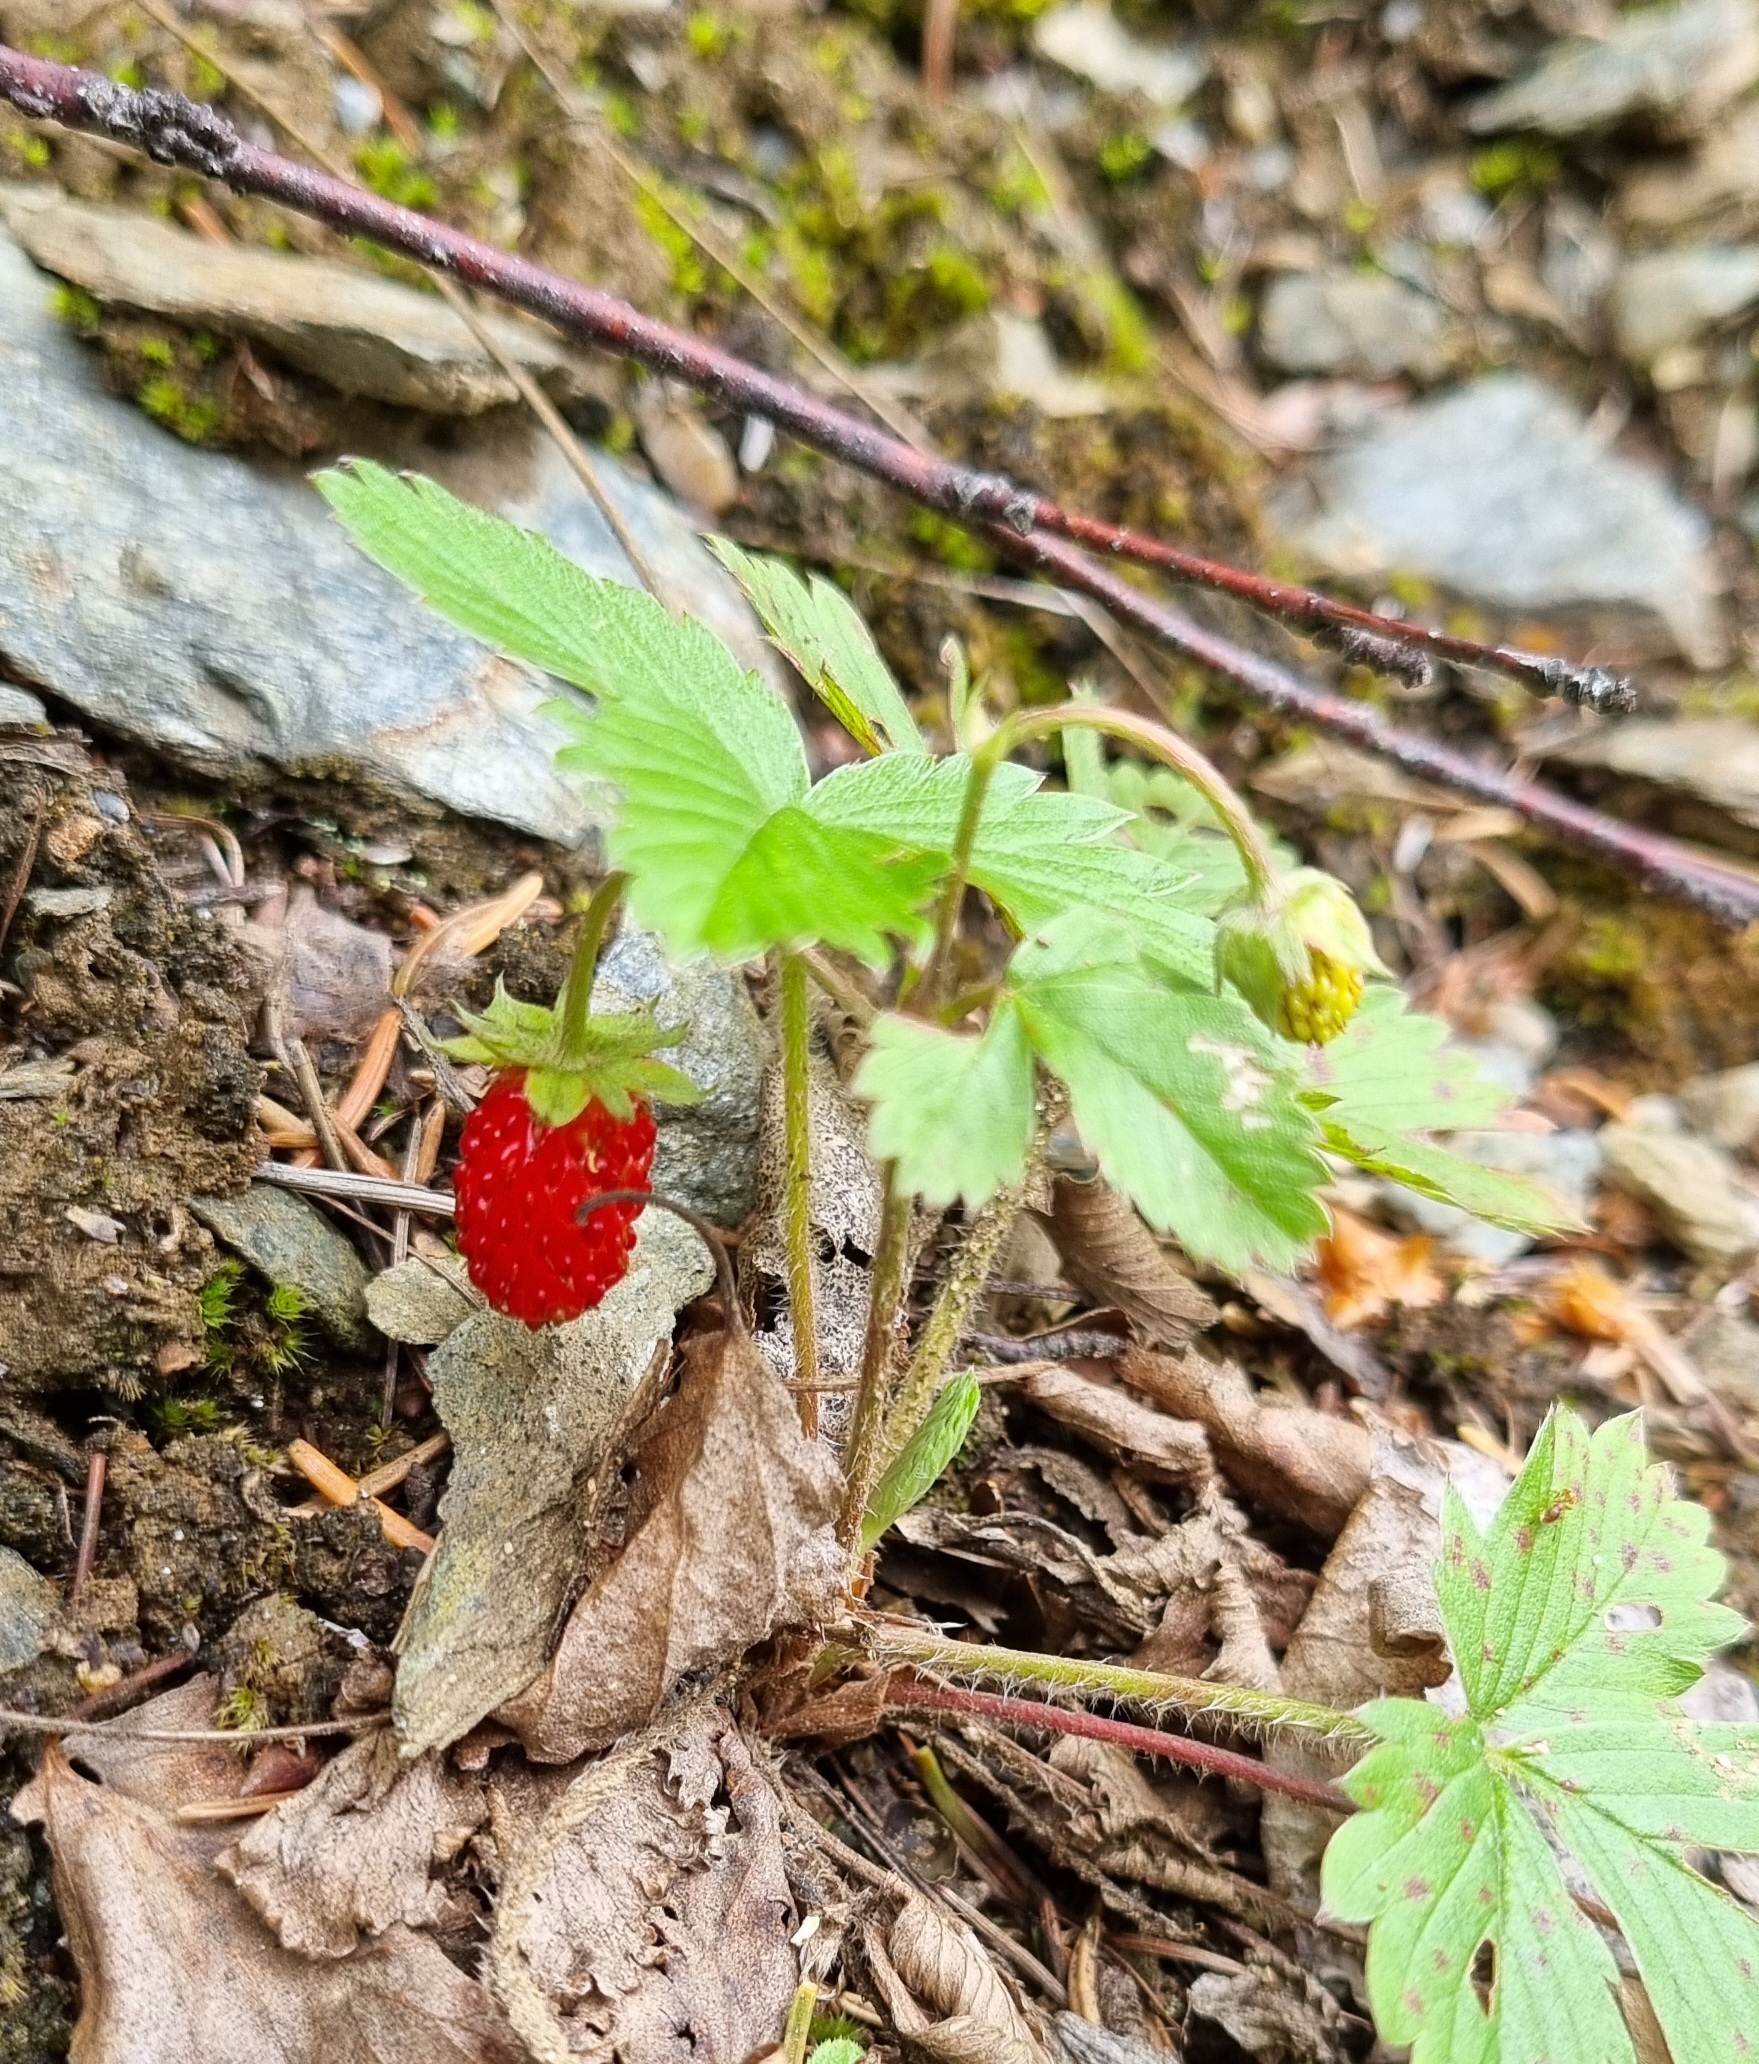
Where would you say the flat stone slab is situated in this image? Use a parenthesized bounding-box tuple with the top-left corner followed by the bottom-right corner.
(1269, 372, 1724, 665)
(192, 1186, 373, 1349)
(0, 216, 770, 851)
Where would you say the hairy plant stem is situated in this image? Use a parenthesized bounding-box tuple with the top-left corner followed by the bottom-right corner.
(556, 871, 628, 1058)
(780, 1981, 818, 2064)
(889, 1680, 1358, 1815)
(862, 1624, 1373, 1745)
(838, 1171, 915, 1552)
(921, 703, 1274, 1005)
(778, 952, 821, 1436)
(881, 1174, 1025, 1464)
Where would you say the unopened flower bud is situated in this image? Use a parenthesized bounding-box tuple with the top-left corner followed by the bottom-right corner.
(1214, 868, 1387, 1045)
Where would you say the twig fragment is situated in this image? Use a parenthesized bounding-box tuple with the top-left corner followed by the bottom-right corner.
(285, 1437, 436, 1553)
(68, 1450, 105, 1612)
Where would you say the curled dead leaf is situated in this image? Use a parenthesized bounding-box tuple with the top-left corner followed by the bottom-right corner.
(1016, 1362, 1210, 1484)
(1045, 1178, 1218, 1348)
(219, 1729, 485, 1958)
(1312, 1206, 1442, 1331)
(1119, 1347, 1369, 1537)
(865, 1894, 1045, 2064)
(1260, 1431, 1452, 1896)
(497, 1328, 845, 1762)
(490, 1708, 802, 2064)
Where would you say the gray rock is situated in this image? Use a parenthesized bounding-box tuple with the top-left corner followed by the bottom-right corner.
(0, 185, 610, 415)
(1680, 1061, 1759, 1152)
(1468, 0, 1759, 138)
(391, 1208, 713, 1757)
(0, 683, 45, 726)
(1599, 1121, 1759, 1269)
(191, 1186, 373, 1348)
(1546, 715, 1759, 835)
(25, 886, 112, 919)
(1269, 373, 1724, 665)
(365, 1253, 478, 1346)
(594, 927, 766, 1226)
(1612, 244, 1759, 362)
(0, 220, 770, 852)
(0, 1545, 56, 1677)
(869, 312, 1109, 419)
(1383, 1127, 1604, 1265)
(1688, 1306, 1759, 1414)
(1258, 270, 1453, 381)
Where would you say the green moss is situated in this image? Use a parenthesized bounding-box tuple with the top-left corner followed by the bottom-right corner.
(1095, 131, 1153, 183)
(634, 186, 708, 297)
(354, 137, 437, 210)
(138, 374, 221, 444)
(51, 281, 102, 330)
(137, 334, 177, 368)
(908, 509, 994, 573)
(1470, 138, 1558, 199)
(214, 1685, 269, 1734)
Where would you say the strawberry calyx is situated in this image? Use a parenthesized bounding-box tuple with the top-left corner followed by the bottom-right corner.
(440, 873, 702, 1129)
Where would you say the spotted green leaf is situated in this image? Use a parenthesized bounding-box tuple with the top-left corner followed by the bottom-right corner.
(1323, 1408, 1759, 2064)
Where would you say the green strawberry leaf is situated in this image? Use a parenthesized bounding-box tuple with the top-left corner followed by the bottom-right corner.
(1323, 1408, 1759, 2064)
(1007, 915, 1330, 1273)
(315, 461, 741, 706)
(549, 645, 945, 966)
(855, 1002, 1036, 1209)
(1303, 984, 1515, 1136)
(810, 754, 1218, 982)
(1303, 986, 1579, 1237)
(862, 1369, 982, 1551)
(707, 538, 925, 756)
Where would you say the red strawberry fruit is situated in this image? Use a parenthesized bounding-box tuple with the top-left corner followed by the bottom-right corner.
(454, 1072, 658, 1327)
(442, 878, 700, 1328)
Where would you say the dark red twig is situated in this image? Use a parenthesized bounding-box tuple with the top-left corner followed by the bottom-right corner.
(70, 1644, 197, 1719)
(4, 50, 1754, 923)
(887, 1678, 1356, 1816)
(68, 1450, 104, 1611)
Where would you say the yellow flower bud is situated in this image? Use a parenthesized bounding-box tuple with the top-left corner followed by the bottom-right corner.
(1214, 869, 1387, 1046)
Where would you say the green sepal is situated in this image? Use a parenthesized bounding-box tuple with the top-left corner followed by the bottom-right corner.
(440, 978, 702, 1125)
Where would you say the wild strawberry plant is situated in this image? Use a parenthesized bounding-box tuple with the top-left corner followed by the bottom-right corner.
(317, 459, 1566, 1269)
(315, 464, 1759, 2061)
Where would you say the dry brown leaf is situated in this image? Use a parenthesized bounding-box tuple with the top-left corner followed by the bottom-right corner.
(1312, 1207, 1443, 1330)
(1260, 1432, 1452, 1896)
(864, 1894, 1045, 2064)
(219, 1729, 485, 1957)
(490, 1708, 802, 2064)
(497, 1328, 844, 1762)
(1044, 1179, 1218, 1347)
(1119, 1347, 1369, 1537)
(11, 1682, 519, 2064)
(1185, 1969, 1342, 2064)
(1120, 1483, 1312, 1678)
(1016, 1363, 1210, 1484)
(1543, 1257, 1712, 1408)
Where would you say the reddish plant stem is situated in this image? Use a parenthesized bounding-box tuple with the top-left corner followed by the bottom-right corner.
(888, 1679, 1357, 1816)
(68, 1451, 104, 1612)
(5, 51, 1755, 922)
